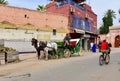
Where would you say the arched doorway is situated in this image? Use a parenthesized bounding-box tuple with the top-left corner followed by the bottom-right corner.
(114, 35, 120, 47)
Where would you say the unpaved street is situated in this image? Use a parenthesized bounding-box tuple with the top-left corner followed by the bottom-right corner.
(0, 52, 91, 76)
(0, 48, 120, 81)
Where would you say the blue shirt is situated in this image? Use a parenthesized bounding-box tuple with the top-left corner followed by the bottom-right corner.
(65, 36, 69, 41)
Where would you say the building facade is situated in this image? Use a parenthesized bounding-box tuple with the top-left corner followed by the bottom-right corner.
(99, 25, 120, 48)
(0, 4, 69, 52)
(0, 0, 98, 51)
(0, 4, 69, 41)
(46, 0, 98, 50)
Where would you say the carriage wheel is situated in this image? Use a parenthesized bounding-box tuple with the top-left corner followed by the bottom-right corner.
(77, 47, 81, 56)
(78, 47, 84, 56)
(64, 49, 71, 58)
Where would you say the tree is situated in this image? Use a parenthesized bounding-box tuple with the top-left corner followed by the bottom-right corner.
(99, 25, 104, 34)
(105, 9, 116, 26)
(119, 9, 120, 14)
(118, 9, 120, 23)
(37, 5, 46, 12)
(99, 9, 116, 34)
(102, 16, 109, 34)
(0, 0, 8, 5)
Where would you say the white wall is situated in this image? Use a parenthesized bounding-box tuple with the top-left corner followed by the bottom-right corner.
(0, 28, 65, 41)
(4, 40, 35, 53)
(0, 28, 66, 52)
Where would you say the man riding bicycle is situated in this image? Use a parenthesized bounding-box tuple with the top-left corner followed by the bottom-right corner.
(100, 40, 111, 59)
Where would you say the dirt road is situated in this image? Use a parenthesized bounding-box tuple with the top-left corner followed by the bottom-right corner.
(0, 52, 98, 76)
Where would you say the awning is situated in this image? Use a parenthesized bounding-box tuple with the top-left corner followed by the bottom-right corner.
(74, 28, 85, 34)
(69, 33, 83, 39)
(85, 31, 98, 37)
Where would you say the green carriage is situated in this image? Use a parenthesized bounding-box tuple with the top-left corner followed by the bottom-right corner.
(57, 38, 82, 58)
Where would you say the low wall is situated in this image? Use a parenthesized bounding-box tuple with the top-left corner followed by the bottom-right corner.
(0, 51, 19, 64)
(4, 40, 36, 53)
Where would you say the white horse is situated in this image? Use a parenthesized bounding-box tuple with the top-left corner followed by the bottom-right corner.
(44, 41, 58, 60)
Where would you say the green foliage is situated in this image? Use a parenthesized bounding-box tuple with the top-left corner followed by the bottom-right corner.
(99, 9, 116, 34)
(0, 0, 8, 5)
(37, 5, 46, 12)
(99, 27, 104, 34)
(119, 9, 120, 14)
(102, 16, 109, 34)
(99, 24, 105, 34)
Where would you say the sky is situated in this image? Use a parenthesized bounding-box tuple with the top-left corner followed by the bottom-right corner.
(6, 0, 120, 28)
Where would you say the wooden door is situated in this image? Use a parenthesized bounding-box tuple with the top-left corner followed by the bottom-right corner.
(114, 35, 120, 47)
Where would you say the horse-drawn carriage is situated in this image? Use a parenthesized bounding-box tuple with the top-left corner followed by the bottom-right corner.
(31, 33, 82, 60)
(57, 38, 81, 58)
(31, 38, 58, 60)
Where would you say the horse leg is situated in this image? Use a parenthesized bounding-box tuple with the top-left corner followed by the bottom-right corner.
(44, 47, 48, 60)
(40, 50, 44, 59)
(36, 49, 40, 60)
(38, 52, 40, 60)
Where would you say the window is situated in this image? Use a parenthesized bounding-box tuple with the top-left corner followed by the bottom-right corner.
(24, 14, 27, 18)
(53, 29, 56, 35)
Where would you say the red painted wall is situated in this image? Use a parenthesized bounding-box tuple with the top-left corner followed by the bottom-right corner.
(46, 2, 97, 33)
(46, 2, 70, 16)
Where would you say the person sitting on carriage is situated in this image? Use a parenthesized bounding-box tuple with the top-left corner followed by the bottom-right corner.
(63, 33, 70, 47)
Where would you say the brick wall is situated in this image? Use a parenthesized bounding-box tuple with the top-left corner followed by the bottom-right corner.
(46, 2, 70, 16)
(0, 4, 69, 30)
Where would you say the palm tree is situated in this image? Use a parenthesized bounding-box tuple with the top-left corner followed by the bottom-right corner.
(0, 0, 8, 5)
(105, 9, 116, 26)
(105, 9, 116, 19)
(119, 9, 120, 14)
(100, 9, 116, 34)
(37, 5, 46, 12)
(118, 9, 120, 23)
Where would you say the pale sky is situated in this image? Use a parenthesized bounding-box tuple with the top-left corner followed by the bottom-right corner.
(6, 0, 120, 28)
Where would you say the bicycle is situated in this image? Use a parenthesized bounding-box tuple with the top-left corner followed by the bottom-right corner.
(99, 50, 110, 65)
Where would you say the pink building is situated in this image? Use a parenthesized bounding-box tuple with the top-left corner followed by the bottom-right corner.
(99, 25, 120, 47)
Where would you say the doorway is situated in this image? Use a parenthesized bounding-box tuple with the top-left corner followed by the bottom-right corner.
(114, 35, 120, 47)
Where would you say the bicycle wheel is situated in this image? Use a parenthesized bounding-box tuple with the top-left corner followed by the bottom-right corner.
(99, 55, 104, 65)
(105, 54, 110, 64)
